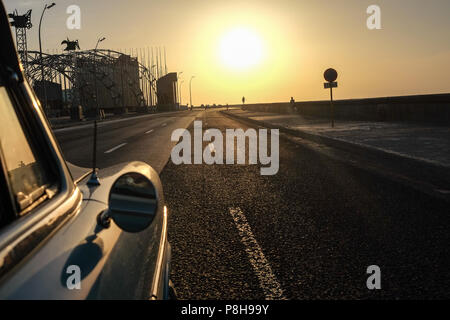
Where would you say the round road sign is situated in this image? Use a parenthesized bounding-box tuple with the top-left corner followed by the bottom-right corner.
(324, 68, 338, 82)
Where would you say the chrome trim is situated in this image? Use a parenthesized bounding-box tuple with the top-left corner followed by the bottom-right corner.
(0, 187, 82, 280)
(74, 169, 93, 185)
(150, 205, 168, 300)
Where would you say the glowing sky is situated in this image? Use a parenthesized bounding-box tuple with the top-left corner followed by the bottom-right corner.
(4, 0, 450, 105)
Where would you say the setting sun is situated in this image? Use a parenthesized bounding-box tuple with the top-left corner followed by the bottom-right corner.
(219, 28, 264, 70)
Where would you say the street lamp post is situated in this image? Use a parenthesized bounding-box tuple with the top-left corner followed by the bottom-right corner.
(177, 71, 183, 106)
(38, 2, 55, 114)
(94, 36, 106, 118)
(179, 81, 184, 107)
(95, 37, 106, 51)
(189, 76, 195, 109)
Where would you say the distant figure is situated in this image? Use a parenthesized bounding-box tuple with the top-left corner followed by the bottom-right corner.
(290, 97, 297, 113)
(226, 104, 229, 110)
(242, 96, 246, 105)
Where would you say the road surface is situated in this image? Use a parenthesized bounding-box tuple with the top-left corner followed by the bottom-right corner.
(55, 108, 450, 299)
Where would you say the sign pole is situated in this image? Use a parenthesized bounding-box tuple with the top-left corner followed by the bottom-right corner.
(330, 85, 334, 128)
(323, 68, 338, 129)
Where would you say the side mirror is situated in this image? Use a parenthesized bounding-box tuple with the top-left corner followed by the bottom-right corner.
(101, 172, 158, 233)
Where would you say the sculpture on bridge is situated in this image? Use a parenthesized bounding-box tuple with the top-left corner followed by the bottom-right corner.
(61, 38, 80, 51)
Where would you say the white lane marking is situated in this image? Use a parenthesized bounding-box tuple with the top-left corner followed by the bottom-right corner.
(161, 123, 167, 127)
(104, 143, 127, 154)
(146, 129, 154, 134)
(229, 207, 286, 300)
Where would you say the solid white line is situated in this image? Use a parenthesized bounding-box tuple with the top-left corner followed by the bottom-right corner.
(104, 143, 127, 154)
(229, 207, 286, 300)
(146, 129, 154, 134)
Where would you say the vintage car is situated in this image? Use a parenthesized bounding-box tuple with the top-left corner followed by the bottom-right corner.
(0, 1, 174, 299)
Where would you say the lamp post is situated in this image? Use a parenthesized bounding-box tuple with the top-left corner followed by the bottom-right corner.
(189, 76, 195, 109)
(177, 71, 183, 106)
(95, 37, 106, 51)
(38, 2, 55, 114)
(179, 80, 184, 106)
(94, 36, 106, 117)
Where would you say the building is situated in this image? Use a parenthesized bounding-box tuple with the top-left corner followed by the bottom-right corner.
(33, 80, 63, 113)
(156, 72, 178, 111)
(73, 54, 143, 115)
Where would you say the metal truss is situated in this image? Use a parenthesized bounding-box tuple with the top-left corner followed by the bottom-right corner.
(22, 49, 157, 109)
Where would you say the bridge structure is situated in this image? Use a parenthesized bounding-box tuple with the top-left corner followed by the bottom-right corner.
(21, 49, 159, 116)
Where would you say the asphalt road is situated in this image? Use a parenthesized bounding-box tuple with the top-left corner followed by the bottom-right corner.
(55, 110, 200, 174)
(55, 108, 450, 299)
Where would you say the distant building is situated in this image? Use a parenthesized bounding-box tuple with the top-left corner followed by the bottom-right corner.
(33, 80, 63, 111)
(157, 72, 178, 111)
(73, 54, 142, 114)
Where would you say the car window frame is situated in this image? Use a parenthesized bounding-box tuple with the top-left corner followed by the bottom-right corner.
(0, 70, 60, 217)
(0, 143, 16, 227)
(0, 67, 83, 281)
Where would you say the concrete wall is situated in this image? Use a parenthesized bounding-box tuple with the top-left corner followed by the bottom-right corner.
(238, 93, 450, 124)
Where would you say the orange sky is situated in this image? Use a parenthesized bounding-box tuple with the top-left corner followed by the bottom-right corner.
(5, 0, 450, 105)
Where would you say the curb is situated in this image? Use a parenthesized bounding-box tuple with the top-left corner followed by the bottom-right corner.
(221, 110, 450, 201)
(222, 111, 448, 169)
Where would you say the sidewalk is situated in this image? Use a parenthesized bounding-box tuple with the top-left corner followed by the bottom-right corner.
(224, 109, 450, 169)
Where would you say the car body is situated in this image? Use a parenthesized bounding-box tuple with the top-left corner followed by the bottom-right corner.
(0, 1, 172, 300)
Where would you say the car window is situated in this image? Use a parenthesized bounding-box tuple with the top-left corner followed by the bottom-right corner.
(0, 86, 54, 214)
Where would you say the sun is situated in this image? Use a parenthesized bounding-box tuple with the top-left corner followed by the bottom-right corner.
(219, 28, 264, 70)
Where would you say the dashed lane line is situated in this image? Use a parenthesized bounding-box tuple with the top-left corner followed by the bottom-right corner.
(229, 207, 286, 300)
(104, 143, 127, 154)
